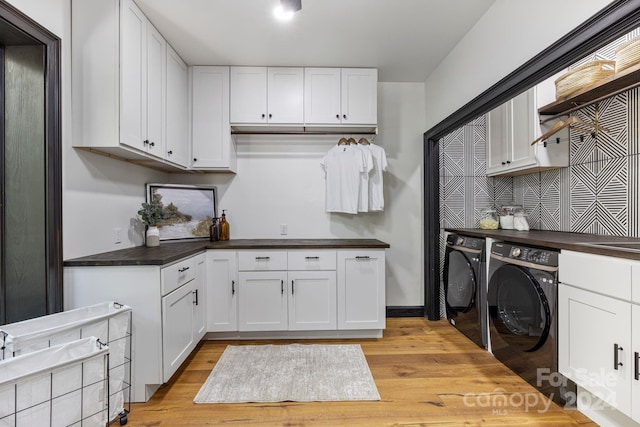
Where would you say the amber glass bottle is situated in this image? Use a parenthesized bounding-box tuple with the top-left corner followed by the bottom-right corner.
(219, 210, 230, 241)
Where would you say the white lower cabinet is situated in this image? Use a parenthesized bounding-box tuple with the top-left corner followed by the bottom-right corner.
(288, 271, 337, 331)
(64, 252, 206, 402)
(206, 251, 238, 331)
(239, 271, 288, 331)
(559, 250, 640, 425)
(337, 250, 386, 330)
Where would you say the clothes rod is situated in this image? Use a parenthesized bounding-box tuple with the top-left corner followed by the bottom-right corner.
(230, 130, 378, 135)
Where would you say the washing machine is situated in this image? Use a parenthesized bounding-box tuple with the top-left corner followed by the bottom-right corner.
(443, 233, 487, 349)
(487, 241, 574, 405)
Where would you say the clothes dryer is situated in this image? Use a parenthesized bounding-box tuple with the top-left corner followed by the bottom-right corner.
(444, 233, 487, 349)
(488, 241, 574, 405)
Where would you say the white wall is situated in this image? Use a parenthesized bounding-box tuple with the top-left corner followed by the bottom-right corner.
(173, 83, 426, 306)
(424, 0, 613, 130)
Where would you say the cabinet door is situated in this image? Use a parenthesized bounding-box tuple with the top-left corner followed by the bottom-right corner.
(486, 106, 507, 175)
(304, 68, 341, 124)
(120, 0, 147, 151)
(193, 254, 206, 341)
(633, 304, 640, 423)
(190, 66, 236, 170)
(145, 23, 165, 158)
(230, 66, 267, 124)
(206, 251, 238, 332)
(341, 68, 377, 124)
(558, 284, 631, 416)
(288, 271, 337, 331)
(161, 280, 195, 382)
(267, 67, 303, 124)
(337, 250, 385, 330)
(165, 45, 189, 167)
(238, 271, 287, 331)
(506, 89, 536, 171)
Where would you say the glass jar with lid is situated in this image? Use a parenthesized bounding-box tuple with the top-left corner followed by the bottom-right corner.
(479, 207, 499, 230)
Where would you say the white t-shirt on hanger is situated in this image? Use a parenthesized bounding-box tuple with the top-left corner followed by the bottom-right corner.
(321, 144, 366, 214)
(363, 143, 388, 211)
(355, 144, 374, 212)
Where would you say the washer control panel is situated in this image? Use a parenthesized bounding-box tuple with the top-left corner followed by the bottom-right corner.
(446, 234, 484, 250)
(491, 242, 558, 267)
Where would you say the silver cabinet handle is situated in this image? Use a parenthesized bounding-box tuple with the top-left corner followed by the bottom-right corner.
(178, 266, 190, 272)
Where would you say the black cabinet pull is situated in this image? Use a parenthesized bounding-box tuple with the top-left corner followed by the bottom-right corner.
(355, 256, 370, 259)
(178, 266, 190, 273)
(261, 113, 266, 119)
(167, 150, 173, 155)
(614, 343, 624, 370)
(281, 279, 284, 295)
(193, 289, 198, 305)
(255, 256, 270, 260)
(149, 141, 155, 147)
(268, 113, 272, 119)
(291, 280, 295, 295)
(501, 161, 506, 165)
(343, 114, 347, 120)
(305, 256, 320, 260)
(143, 139, 149, 145)
(506, 160, 511, 164)
(193, 158, 197, 162)
(336, 114, 340, 119)
(231, 280, 235, 295)
(635, 352, 639, 381)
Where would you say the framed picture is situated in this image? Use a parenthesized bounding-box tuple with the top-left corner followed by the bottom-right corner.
(146, 183, 218, 241)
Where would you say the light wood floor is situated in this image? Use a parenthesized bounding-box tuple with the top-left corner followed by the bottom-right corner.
(123, 318, 596, 426)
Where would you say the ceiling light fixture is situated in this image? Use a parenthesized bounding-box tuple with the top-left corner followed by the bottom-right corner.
(274, 0, 301, 21)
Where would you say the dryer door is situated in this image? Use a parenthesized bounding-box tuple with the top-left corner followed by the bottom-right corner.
(488, 264, 550, 352)
(444, 249, 477, 317)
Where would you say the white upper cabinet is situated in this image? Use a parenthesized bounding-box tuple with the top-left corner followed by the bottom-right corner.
(304, 68, 377, 126)
(146, 24, 166, 158)
(119, 0, 147, 151)
(304, 68, 341, 124)
(341, 68, 378, 125)
(486, 76, 569, 176)
(165, 45, 189, 167)
(230, 66, 304, 125)
(230, 66, 267, 124)
(190, 66, 236, 171)
(267, 67, 304, 124)
(72, 0, 190, 171)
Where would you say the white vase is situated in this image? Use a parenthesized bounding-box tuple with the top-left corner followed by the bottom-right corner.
(146, 226, 160, 247)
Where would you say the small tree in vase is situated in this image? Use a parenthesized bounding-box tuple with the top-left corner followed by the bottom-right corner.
(138, 199, 166, 247)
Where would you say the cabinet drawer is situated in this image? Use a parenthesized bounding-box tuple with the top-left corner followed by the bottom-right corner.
(559, 251, 631, 300)
(161, 257, 196, 296)
(238, 251, 287, 271)
(288, 250, 336, 271)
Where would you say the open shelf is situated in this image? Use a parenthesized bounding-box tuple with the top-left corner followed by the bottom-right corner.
(538, 61, 640, 116)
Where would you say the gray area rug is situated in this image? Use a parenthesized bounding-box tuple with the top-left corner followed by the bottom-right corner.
(194, 344, 380, 403)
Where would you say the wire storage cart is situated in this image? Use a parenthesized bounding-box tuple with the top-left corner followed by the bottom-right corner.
(0, 337, 109, 426)
(0, 302, 132, 425)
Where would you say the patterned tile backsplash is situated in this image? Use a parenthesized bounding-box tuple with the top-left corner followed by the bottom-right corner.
(439, 30, 640, 238)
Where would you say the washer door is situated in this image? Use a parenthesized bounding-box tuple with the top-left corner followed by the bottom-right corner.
(444, 249, 477, 316)
(488, 264, 550, 352)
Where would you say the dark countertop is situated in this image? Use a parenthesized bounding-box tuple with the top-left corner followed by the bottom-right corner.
(446, 228, 640, 261)
(64, 238, 390, 267)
